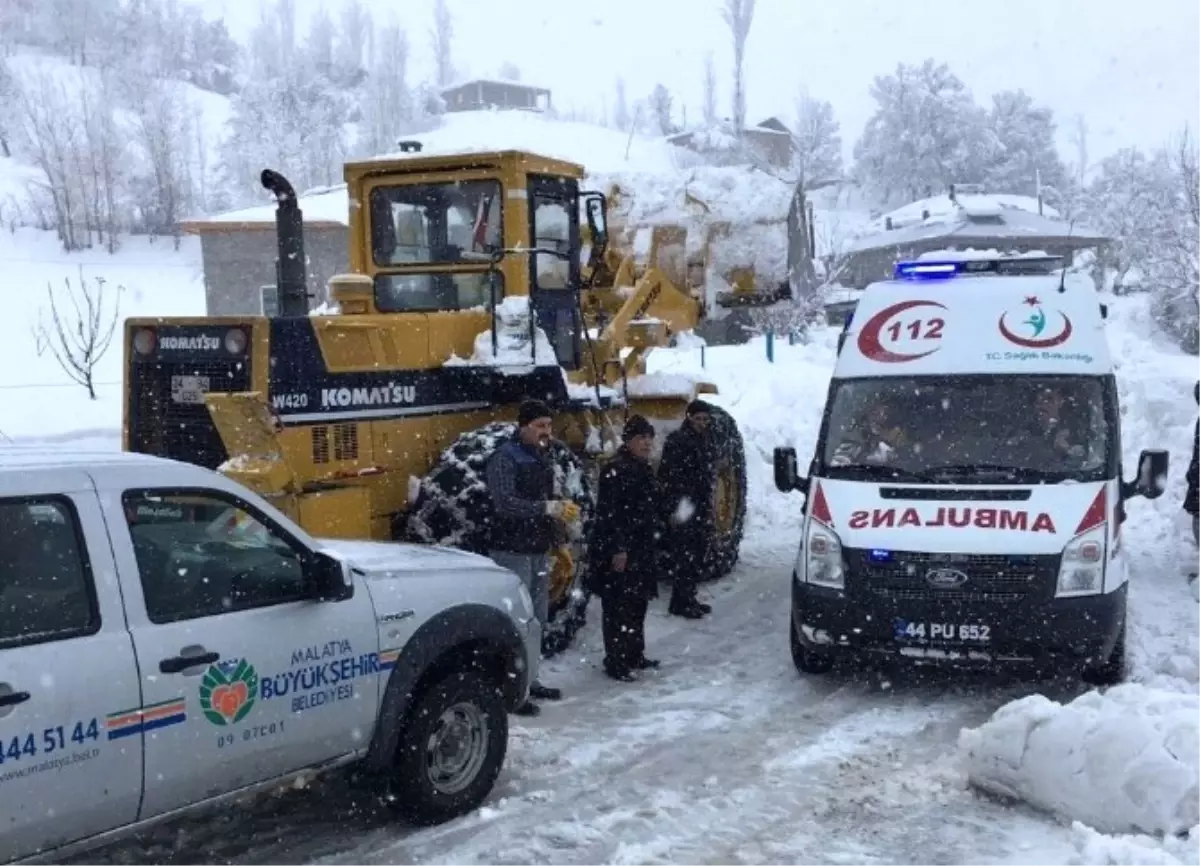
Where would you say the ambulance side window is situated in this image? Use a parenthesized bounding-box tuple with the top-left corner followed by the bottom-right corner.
(0, 497, 99, 649)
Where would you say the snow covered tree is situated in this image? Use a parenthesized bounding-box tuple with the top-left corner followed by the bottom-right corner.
(721, 0, 755, 134)
(613, 77, 630, 131)
(702, 52, 717, 126)
(853, 59, 991, 204)
(431, 0, 454, 88)
(497, 61, 521, 82)
(307, 6, 336, 74)
(1145, 129, 1199, 352)
(984, 89, 1068, 202)
(790, 90, 842, 190)
(648, 83, 675, 136)
(337, 0, 370, 73)
(1082, 146, 1173, 292)
(357, 21, 417, 157)
(122, 71, 195, 245)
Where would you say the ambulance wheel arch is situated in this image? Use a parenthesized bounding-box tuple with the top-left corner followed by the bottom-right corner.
(365, 604, 527, 795)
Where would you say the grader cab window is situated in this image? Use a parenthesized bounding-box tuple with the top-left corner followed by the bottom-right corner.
(370, 180, 502, 266)
(375, 271, 501, 313)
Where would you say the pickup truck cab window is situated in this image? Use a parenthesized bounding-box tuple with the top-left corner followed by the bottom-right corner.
(122, 489, 309, 624)
(0, 496, 98, 649)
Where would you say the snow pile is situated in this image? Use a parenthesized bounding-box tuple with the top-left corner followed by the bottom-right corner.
(646, 327, 840, 546)
(373, 109, 694, 174)
(874, 192, 1060, 234)
(445, 296, 559, 372)
(1068, 821, 1200, 865)
(958, 684, 1199, 838)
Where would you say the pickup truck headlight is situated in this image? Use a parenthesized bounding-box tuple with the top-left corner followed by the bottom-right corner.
(1056, 529, 1105, 597)
(804, 521, 845, 589)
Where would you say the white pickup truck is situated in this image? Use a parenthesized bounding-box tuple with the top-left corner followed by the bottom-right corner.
(0, 447, 541, 863)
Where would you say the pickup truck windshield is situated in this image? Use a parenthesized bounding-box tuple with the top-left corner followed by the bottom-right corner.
(821, 374, 1112, 484)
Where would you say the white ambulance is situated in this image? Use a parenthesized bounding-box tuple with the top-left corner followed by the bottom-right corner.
(774, 257, 1168, 683)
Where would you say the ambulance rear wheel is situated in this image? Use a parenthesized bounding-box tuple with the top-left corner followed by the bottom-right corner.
(790, 617, 835, 675)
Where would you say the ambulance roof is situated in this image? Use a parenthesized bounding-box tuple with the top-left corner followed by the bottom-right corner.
(834, 259, 1112, 380)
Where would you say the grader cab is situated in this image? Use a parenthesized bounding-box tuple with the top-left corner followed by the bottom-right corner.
(123, 146, 748, 653)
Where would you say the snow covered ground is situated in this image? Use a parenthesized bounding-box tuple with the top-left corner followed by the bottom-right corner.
(1, 186, 1195, 862)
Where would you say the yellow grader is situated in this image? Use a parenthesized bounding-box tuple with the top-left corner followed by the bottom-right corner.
(123, 145, 763, 653)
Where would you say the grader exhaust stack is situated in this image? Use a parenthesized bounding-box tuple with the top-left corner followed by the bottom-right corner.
(261, 168, 309, 317)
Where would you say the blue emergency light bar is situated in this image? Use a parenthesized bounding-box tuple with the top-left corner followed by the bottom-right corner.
(893, 255, 1065, 281)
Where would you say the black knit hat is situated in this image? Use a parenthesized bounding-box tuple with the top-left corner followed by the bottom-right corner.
(517, 399, 552, 427)
(622, 414, 655, 442)
(686, 399, 715, 417)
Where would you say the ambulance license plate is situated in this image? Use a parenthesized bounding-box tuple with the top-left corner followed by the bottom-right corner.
(170, 374, 210, 405)
(893, 619, 991, 642)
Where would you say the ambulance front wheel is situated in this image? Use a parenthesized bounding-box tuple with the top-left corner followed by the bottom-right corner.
(790, 616, 836, 675)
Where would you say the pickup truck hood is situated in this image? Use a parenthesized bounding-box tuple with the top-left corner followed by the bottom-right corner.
(317, 538, 507, 579)
(812, 477, 1113, 555)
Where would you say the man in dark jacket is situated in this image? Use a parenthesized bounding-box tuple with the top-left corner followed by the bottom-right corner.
(486, 399, 580, 714)
(590, 415, 663, 681)
(658, 399, 717, 619)
(1185, 381, 1198, 545)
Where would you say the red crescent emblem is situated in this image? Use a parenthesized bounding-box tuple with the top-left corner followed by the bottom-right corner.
(856, 300, 948, 363)
(998, 311, 1073, 348)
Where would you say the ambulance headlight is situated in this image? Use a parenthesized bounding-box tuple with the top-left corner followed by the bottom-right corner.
(1056, 529, 1105, 597)
(804, 522, 845, 589)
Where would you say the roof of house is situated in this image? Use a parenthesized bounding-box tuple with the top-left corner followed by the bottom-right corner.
(439, 77, 550, 95)
(846, 192, 1106, 255)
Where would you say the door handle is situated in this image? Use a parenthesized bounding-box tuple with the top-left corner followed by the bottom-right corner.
(0, 690, 30, 708)
(159, 651, 219, 674)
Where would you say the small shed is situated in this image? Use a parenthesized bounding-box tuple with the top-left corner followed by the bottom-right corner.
(840, 187, 1108, 289)
(668, 117, 794, 169)
(179, 186, 351, 316)
(440, 78, 551, 113)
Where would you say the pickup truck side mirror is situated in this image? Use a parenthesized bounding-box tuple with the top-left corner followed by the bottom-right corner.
(1123, 448, 1169, 500)
(773, 446, 810, 494)
(312, 551, 355, 602)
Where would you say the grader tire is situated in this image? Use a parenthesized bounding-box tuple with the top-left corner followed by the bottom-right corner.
(705, 404, 748, 581)
(403, 421, 596, 658)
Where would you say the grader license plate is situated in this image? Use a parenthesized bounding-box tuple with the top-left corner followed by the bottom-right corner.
(170, 375, 210, 405)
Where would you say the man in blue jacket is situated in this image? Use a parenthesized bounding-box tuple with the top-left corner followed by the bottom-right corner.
(486, 399, 580, 714)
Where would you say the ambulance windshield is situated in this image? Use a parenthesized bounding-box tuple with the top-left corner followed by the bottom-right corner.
(821, 375, 1113, 484)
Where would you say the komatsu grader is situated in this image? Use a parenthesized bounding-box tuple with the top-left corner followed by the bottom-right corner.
(122, 145, 754, 654)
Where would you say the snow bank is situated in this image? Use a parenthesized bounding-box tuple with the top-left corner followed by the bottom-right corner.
(959, 684, 1199, 837)
(0, 227, 205, 441)
(1068, 821, 1200, 865)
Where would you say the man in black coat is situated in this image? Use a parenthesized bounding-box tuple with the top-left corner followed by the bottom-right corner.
(658, 399, 717, 619)
(589, 415, 663, 681)
(1185, 381, 1198, 546)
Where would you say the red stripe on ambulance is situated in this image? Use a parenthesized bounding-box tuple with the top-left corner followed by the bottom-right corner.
(847, 507, 1057, 533)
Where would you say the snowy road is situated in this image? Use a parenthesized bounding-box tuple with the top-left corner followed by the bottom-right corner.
(80, 542, 1118, 866)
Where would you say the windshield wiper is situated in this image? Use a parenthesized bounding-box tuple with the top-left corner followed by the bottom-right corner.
(922, 463, 1065, 483)
(827, 464, 937, 483)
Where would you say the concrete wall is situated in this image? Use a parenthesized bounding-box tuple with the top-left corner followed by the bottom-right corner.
(199, 226, 350, 316)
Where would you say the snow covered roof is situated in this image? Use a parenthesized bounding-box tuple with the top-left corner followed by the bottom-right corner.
(439, 78, 549, 94)
(846, 192, 1106, 254)
(184, 111, 695, 229)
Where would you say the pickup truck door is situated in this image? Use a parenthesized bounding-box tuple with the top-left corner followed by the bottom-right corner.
(103, 485, 380, 821)
(0, 481, 142, 863)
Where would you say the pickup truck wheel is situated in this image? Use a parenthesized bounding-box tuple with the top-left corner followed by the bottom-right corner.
(390, 671, 508, 825)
